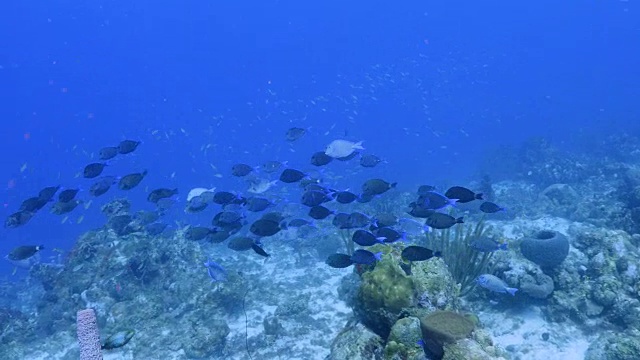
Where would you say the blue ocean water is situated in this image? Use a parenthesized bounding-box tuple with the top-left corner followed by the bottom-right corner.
(1, 1, 638, 275)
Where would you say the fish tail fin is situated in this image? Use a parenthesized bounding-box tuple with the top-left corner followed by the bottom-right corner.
(476, 193, 484, 200)
(38, 244, 45, 250)
(506, 287, 518, 296)
(353, 141, 365, 150)
(499, 243, 508, 250)
(456, 217, 464, 224)
(390, 182, 397, 188)
(374, 252, 383, 261)
(433, 251, 442, 257)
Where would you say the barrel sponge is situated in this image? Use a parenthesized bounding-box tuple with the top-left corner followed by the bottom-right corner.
(77, 308, 103, 360)
(520, 230, 569, 268)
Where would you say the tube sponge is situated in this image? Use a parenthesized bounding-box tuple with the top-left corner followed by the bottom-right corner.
(77, 308, 103, 360)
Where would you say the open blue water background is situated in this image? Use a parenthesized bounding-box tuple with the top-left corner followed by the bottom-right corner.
(0, 1, 638, 275)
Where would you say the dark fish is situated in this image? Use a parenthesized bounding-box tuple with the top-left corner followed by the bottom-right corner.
(185, 196, 209, 213)
(231, 163, 254, 177)
(118, 170, 147, 190)
(260, 211, 287, 224)
(245, 197, 273, 212)
(5, 211, 34, 228)
(155, 198, 177, 212)
(352, 230, 384, 246)
(204, 258, 227, 282)
(425, 213, 463, 229)
(213, 191, 240, 205)
(325, 253, 353, 268)
(347, 212, 373, 228)
(102, 330, 135, 350)
(90, 176, 117, 197)
(262, 160, 286, 173)
(304, 183, 333, 194)
(212, 211, 245, 226)
(401, 246, 440, 261)
(375, 227, 405, 243)
(38, 186, 60, 201)
(309, 205, 334, 220)
(50, 200, 81, 215)
(360, 154, 382, 168)
(310, 151, 333, 166)
(301, 190, 333, 207)
(332, 213, 351, 228)
(185, 226, 213, 241)
(373, 213, 399, 228)
(335, 151, 359, 161)
(83, 163, 107, 178)
(279, 168, 306, 183)
(250, 219, 282, 237)
(444, 186, 483, 203)
(288, 218, 314, 227)
(8, 245, 44, 261)
(470, 237, 508, 252)
(134, 210, 160, 225)
(145, 222, 168, 235)
(147, 188, 178, 203)
(335, 191, 359, 204)
(118, 140, 141, 154)
(286, 127, 307, 141)
(351, 249, 382, 265)
(299, 177, 321, 188)
(209, 228, 233, 243)
(356, 193, 375, 203)
(407, 203, 436, 218)
(109, 215, 137, 236)
(58, 188, 80, 203)
(362, 179, 396, 196)
(417, 185, 436, 196)
(479, 201, 505, 214)
(251, 243, 270, 257)
(19, 197, 48, 212)
(228, 236, 255, 251)
(99, 146, 119, 160)
(419, 191, 456, 210)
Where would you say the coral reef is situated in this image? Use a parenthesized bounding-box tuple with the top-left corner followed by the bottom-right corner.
(354, 245, 414, 338)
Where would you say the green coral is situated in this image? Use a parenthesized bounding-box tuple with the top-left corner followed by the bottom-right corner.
(355, 248, 414, 337)
(383, 317, 424, 360)
(359, 255, 414, 313)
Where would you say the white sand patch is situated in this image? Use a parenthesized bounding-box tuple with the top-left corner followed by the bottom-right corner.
(479, 305, 591, 360)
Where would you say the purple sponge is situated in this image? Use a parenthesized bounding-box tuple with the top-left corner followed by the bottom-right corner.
(77, 309, 103, 360)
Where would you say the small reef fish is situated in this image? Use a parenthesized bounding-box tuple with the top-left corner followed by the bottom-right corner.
(479, 201, 506, 213)
(187, 187, 216, 202)
(469, 237, 508, 252)
(401, 246, 440, 262)
(102, 329, 135, 350)
(476, 274, 518, 296)
(324, 139, 364, 158)
(444, 186, 483, 203)
(204, 258, 227, 282)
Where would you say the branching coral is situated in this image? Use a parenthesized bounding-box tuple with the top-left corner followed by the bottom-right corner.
(426, 218, 493, 296)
